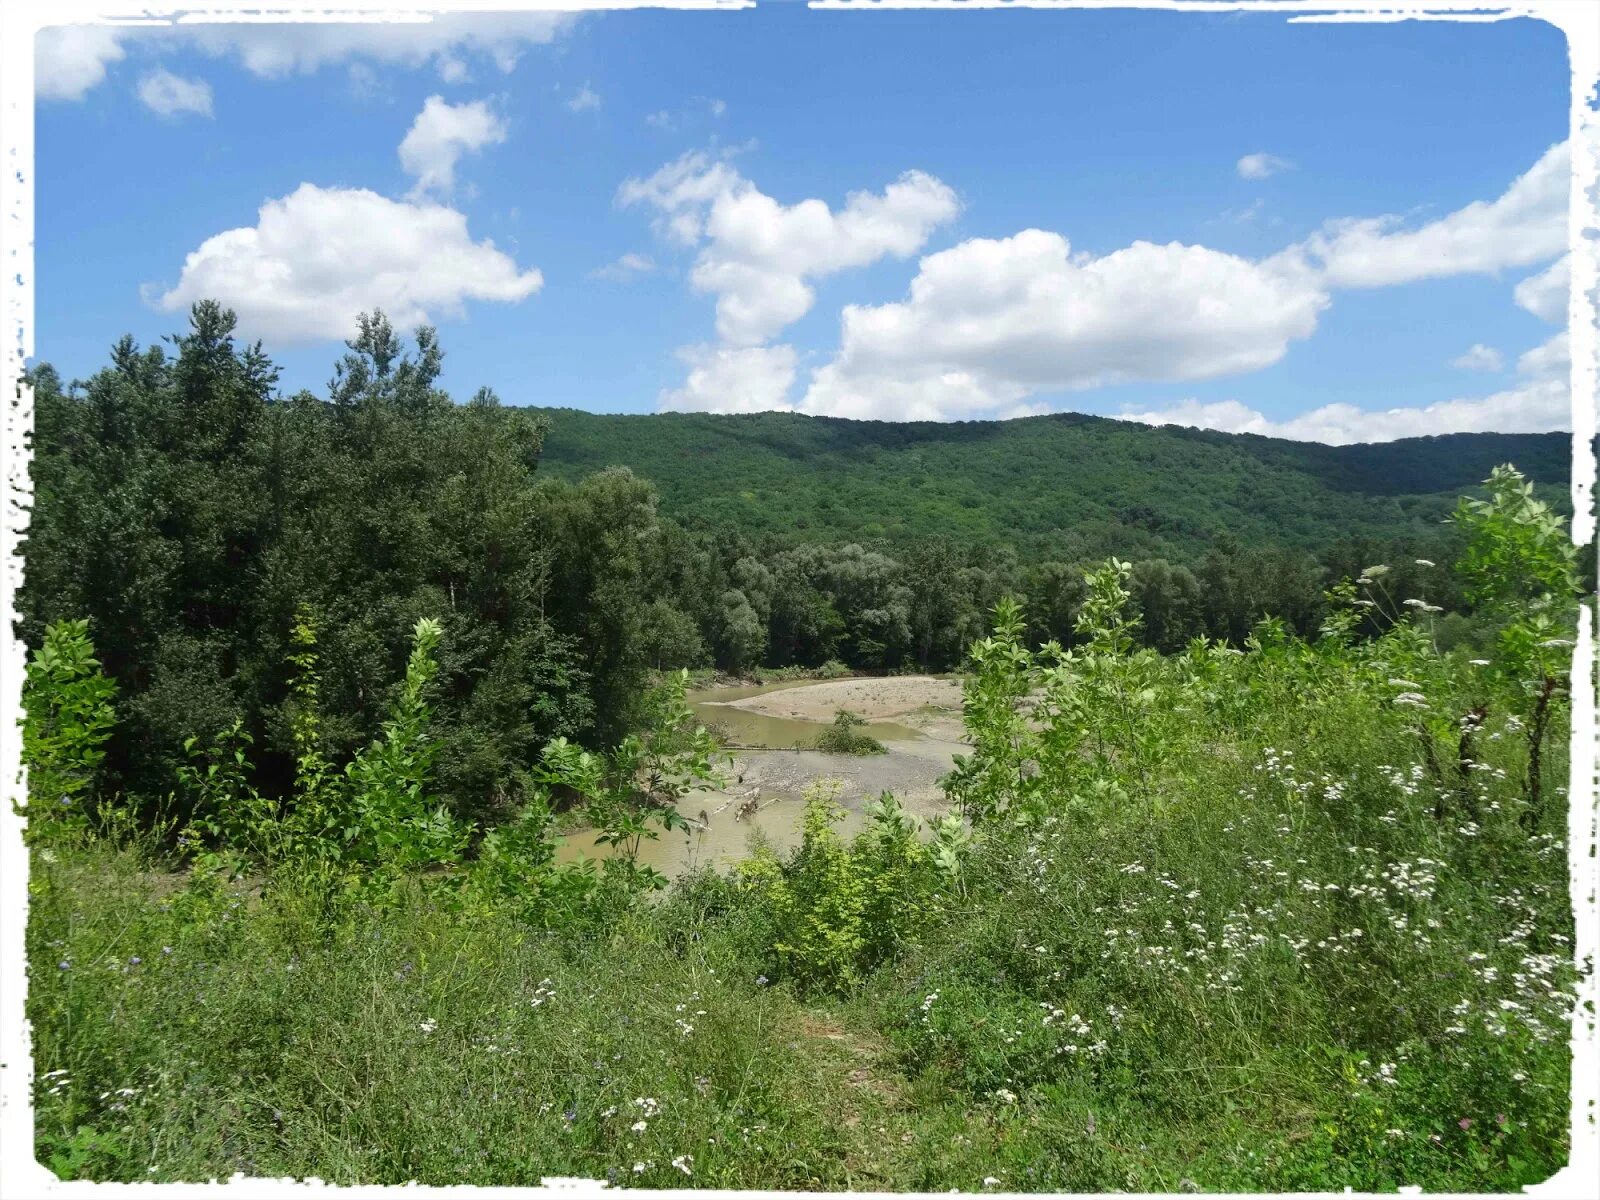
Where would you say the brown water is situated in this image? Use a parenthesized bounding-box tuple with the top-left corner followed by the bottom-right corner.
(687, 679, 922, 748)
(554, 679, 966, 878)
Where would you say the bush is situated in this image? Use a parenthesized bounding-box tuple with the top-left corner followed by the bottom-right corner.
(814, 709, 886, 755)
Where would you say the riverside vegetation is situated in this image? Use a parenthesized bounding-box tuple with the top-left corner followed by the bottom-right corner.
(19, 415, 1582, 1192)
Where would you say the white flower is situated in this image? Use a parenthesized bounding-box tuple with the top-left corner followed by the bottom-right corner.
(632, 1162, 650, 1174)
(631, 1120, 649, 1134)
(982, 1177, 1001, 1188)
(672, 1154, 693, 1176)
(419, 1018, 437, 1034)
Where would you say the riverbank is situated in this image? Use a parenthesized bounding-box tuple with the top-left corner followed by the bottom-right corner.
(556, 675, 969, 877)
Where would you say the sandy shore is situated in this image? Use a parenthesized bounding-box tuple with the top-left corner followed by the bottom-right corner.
(724, 675, 963, 723)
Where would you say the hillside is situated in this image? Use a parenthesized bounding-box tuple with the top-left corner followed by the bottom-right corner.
(531, 408, 1572, 560)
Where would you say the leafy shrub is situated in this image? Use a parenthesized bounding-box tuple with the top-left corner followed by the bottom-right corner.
(815, 709, 886, 755)
(738, 784, 931, 993)
(18, 619, 118, 846)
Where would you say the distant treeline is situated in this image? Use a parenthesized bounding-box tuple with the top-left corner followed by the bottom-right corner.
(17, 304, 1571, 821)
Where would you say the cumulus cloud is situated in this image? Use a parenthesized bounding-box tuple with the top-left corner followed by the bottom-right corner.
(620, 151, 960, 346)
(136, 68, 213, 118)
(1236, 152, 1290, 180)
(1518, 332, 1569, 380)
(567, 83, 601, 113)
(36, 24, 126, 101)
(1514, 254, 1569, 323)
(799, 229, 1328, 421)
(1292, 139, 1568, 289)
(150, 183, 543, 344)
(660, 344, 798, 413)
(1119, 378, 1569, 446)
(1450, 343, 1503, 372)
(399, 95, 506, 197)
(590, 252, 657, 281)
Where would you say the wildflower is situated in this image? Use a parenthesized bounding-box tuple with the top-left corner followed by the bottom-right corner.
(1392, 692, 1428, 708)
(631, 1120, 649, 1134)
(632, 1162, 650, 1174)
(993, 1087, 1018, 1104)
(982, 1177, 1001, 1188)
(419, 1018, 437, 1034)
(672, 1154, 693, 1176)
(755, 975, 769, 986)
(1458, 1117, 1473, 1130)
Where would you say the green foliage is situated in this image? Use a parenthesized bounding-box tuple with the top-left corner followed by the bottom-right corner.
(942, 596, 1041, 825)
(738, 782, 933, 994)
(533, 406, 1569, 563)
(21, 334, 1582, 1194)
(1451, 464, 1581, 825)
(535, 670, 729, 893)
(19, 620, 119, 846)
(815, 709, 887, 755)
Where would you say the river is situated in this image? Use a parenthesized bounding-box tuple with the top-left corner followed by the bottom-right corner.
(553, 675, 968, 878)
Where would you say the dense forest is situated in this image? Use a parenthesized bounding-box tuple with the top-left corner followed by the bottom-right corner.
(532, 406, 1570, 558)
(18, 305, 1579, 825)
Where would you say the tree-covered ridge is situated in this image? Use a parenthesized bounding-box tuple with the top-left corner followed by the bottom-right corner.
(531, 406, 1571, 560)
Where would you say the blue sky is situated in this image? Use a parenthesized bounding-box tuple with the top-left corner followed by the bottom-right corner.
(33, 5, 1574, 443)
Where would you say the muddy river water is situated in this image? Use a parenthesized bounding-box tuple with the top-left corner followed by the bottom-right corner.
(553, 676, 968, 878)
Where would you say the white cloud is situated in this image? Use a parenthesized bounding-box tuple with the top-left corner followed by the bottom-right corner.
(1120, 378, 1569, 445)
(1293, 139, 1568, 289)
(1518, 332, 1569, 380)
(590, 252, 656, 281)
(40, 14, 575, 101)
(660, 344, 797, 413)
(186, 14, 574, 80)
(151, 183, 543, 345)
(1237, 152, 1290, 180)
(36, 24, 125, 101)
(800, 229, 1328, 421)
(620, 151, 960, 346)
(136, 68, 213, 118)
(1514, 253, 1569, 323)
(398, 96, 506, 198)
(645, 109, 675, 130)
(1450, 343, 1503, 372)
(567, 83, 601, 113)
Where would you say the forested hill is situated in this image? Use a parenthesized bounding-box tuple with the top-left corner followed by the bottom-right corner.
(532, 408, 1569, 562)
